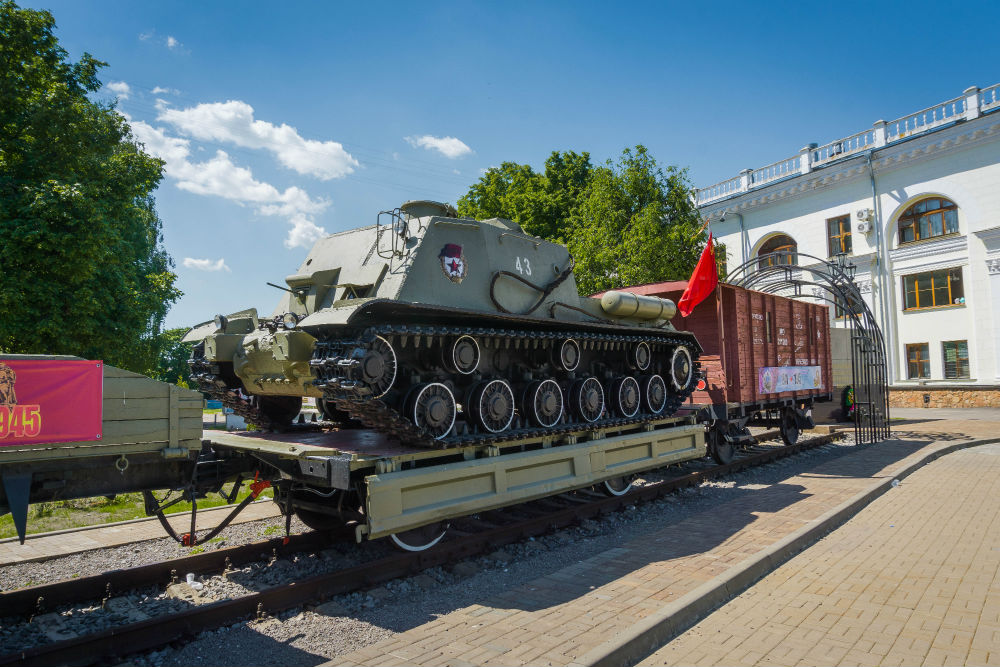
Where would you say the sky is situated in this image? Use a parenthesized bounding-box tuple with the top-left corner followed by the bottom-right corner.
(20, 0, 1000, 330)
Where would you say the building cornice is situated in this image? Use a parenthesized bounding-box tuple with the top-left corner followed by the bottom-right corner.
(700, 115, 1000, 219)
(889, 235, 969, 263)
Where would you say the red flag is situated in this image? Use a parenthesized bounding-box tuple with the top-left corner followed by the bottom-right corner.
(677, 234, 719, 317)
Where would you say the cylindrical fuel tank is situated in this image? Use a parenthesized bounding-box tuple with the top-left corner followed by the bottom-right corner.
(600, 290, 677, 321)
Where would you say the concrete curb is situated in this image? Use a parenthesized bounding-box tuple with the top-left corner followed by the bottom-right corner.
(572, 436, 1000, 667)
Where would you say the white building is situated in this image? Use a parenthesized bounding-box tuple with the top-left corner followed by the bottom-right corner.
(696, 84, 1000, 406)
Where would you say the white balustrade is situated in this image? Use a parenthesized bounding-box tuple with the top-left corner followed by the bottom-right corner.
(697, 84, 999, 207)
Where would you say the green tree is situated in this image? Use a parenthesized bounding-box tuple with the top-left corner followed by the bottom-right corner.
(0, 1, 180, 373)
(568, 146, 705, 295)
(457, 150, 593, 240)
(152, 327, 193, 388)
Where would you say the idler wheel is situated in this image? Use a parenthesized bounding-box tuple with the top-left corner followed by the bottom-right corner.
(641, 375, 668, 414)
(471, 379, 516, 433)
(407, 383, 456, 440)
(633, 342, 652, 371)
(524, 379, 564, 428)
(610, 376, 641, 418)
(670, 346, 693, 392)
(570, 377, 605, 423)
(450, 335, 481, 374)
(559, 339, 581, 372)
(362, 336, 397, 398)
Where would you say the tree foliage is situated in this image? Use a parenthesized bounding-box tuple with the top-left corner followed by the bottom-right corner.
(152, 327, 193, 388)
(458, 145, 711, 295)
(0, 1, 180, 373)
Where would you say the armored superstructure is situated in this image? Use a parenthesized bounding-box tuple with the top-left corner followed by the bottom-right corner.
(184, 201, 702, 446)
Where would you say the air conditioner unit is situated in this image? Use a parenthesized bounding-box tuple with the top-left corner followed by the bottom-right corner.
(855, 208, 873, 221)
(857, 220, 872, 234)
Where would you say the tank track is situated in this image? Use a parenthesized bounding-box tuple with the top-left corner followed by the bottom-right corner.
(310, 324, 701, 448)
(188, 346, 284, 431)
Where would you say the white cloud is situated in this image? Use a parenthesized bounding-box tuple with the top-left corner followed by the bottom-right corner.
(183, 257, 230, 272)
(139, 31, 153, 41)
(405, 135, 472, 159)
(152, 86, 179, 95)
(106, 81, 131, 99)
(157, 101, 358, 181)
(166, 36, 180, 50)
(130, 118, 329, 249)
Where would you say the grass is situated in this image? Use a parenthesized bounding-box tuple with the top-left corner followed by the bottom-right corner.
(0, 485, 273, 540)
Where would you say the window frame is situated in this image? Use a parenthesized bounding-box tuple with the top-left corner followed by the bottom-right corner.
(901, 267, 964, 311)
(897, 197, 959, 245)
(942, 340, 970, 380)
(827, 214, 852, 257)
(906, 343, 930, 379)
(757, 234, 798, 268)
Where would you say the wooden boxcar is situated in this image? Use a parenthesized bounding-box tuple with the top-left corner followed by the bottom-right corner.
(614, 282, 833, 462)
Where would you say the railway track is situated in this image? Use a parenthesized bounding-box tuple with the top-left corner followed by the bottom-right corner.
(0, 429, 845, 667)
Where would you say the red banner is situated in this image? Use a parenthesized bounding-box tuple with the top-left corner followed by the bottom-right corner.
(0, 359, 103, 446)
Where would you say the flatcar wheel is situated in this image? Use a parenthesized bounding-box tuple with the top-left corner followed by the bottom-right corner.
(294, 507, 343, 532)
(610, 377, 641, 418)
(708, 423, 735, 465)
(525, 379, 564, 427)
(407, 383, 457, 440)
(601, 475, 635, 496)
(670, 346, 693, 392)
(389, 522, 449, 552)
(641, 375, 668, 414)
(571, 377, 604, 423)
(780, 407, 800, 446)
(471, 379, 516, 433)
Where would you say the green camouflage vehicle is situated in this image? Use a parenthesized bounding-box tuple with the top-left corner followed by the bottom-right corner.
(184, 200, 701, 446)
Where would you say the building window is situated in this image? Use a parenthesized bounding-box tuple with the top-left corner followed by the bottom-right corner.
(834, 292, 863, 319)
(907, 343, 930, 379)
(942, 340, 970, 379)
(902, 268, 964, 311)
(897, 197, 959, 244)
(827, 215, 852, 256)
(757, 234, 797, 268)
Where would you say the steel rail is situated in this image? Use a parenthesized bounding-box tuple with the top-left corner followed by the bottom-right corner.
(0, 430, 844, 667)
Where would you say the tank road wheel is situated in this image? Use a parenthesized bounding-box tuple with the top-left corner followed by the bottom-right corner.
(641, 375, 668, 415)
(389, 521, 449, 552)
(525, 379, 564, 427)
(670, 346, 694, 392)
(252, 395, 303, 425)
(363, 336, 397, 398)
(449, 335, 481, 375)
(601, 475, 636, 496)
(780, 407, 800, 446)
(610, 377, 641, 418)
(559, 339, 582, 372)
(633, 342, 652, 371)
(571, 377, 605, 423)
(407, 383, 457, 440)
(472, 379, 516, 433)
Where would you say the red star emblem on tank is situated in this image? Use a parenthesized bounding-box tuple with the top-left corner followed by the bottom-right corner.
(439, 243, 468, 283)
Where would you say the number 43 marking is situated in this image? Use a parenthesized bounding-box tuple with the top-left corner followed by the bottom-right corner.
(514, 257, 532, 276)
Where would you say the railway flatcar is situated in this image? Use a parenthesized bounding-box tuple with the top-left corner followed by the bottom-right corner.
(606, 282, 833, 464)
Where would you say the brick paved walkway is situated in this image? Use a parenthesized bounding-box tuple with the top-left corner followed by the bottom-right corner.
(639, 441, 1000, 667)
(332, 422, 998, 667)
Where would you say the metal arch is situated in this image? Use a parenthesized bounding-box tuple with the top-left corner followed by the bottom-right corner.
(723, 251, 890, 445)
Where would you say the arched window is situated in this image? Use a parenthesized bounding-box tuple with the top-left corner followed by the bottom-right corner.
(757, 234, 797, 268)
(897, 197, 958, 244)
